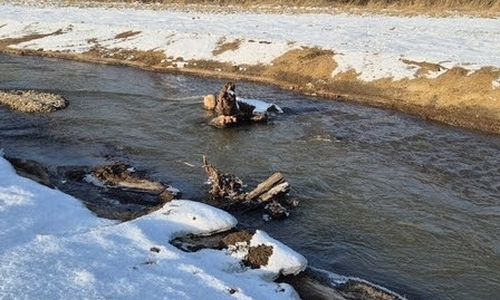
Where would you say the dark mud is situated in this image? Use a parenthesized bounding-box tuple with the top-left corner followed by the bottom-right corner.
(5, 157, 177, 221)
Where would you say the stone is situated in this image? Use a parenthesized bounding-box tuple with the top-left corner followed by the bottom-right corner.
(203, 94, 216, 110)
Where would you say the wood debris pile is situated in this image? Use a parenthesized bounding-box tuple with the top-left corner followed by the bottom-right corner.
(202, 155, 298, 220)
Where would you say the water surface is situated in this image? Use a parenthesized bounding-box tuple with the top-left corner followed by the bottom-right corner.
(1, 53, 500, 300)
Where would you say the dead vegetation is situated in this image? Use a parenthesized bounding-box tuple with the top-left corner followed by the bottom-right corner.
(212, 37, 242, 56)
(264, 47, 337, 86)
(115, 30, 142, 40)
(202, 156, 296, 219)
(58, 0, 500, 16)
(2, 33, 500, 133)
(0, 29, 64, 48)
(0, 2, 499, 134)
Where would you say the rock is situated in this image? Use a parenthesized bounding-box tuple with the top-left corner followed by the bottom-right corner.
(203, 94, 216, 110)
(5, 156, 54, 188)
(277, 270, 349, 300)
(336, 279, 404, 300)
(263, 200, 290, 221)
(0, 89, 68, 113)
(209, 115, 238, 128)
(91, 163, 165, 192)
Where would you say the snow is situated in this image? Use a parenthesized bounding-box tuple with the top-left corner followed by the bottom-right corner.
(239, 97, 284, 114)
(0, 156, 305, 300)
(1, 3, 499, 298)
(250, 230, 307, 276)
(1, 2, 499, 82)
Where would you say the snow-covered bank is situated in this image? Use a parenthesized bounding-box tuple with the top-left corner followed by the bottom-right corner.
(1, 1, 500, 132)
(0, 155, 307, 300)
(1, 2, 499, 77)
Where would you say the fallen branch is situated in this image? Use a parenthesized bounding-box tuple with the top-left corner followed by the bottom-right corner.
(246, 172, 286, 201)
(202, 155, 295, 220)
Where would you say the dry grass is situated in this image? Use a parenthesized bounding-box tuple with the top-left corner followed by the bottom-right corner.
(114, 30, 142, 39)
(0, 29, 63, 48)
(1, 22, 500, 133)
(212, 37, 242, 56)
(264, 47, 337, 87)
(59, 0, 500, 16)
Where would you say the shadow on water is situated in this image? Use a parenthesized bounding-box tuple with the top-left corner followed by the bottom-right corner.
(1, 53, 500, 300)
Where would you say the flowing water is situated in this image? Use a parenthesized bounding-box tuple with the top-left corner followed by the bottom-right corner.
(1, 53, 500, 300)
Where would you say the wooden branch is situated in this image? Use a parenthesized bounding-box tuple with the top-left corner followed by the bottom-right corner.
(246, 172, 285, 201)
(259, 182, 290, 202)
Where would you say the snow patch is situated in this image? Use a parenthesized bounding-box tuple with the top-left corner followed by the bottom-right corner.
(239, 98, 284, 114)
(250, 230, 307, 276)
(493, 76, 500, 89)
(0, 156, 302, 299)
(2, 3, 499, 82)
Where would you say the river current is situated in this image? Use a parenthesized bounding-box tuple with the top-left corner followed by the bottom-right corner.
(1, 53, 500, 300)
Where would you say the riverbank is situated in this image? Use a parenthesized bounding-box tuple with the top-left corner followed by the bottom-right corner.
(1, 1, 500, 133)
(0, 154, 407, 300)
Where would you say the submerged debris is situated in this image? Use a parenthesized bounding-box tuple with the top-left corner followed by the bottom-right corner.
(5, 157, 178, 221)
(202, 155, 296, 220)
(91, 163, 165, 192)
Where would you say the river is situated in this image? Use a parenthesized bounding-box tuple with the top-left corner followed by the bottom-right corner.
(1, 53, 500, 300)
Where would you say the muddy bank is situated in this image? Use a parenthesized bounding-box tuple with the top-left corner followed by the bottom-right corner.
(5, 157, 178, 220)
(2, 43, 499, 134)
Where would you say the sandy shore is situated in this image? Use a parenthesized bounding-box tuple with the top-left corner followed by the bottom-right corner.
(1, 2, 500, 133)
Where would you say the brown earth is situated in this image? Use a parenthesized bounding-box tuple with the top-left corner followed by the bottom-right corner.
(47, 0, 500, 17)
(4, 44, 500, 134)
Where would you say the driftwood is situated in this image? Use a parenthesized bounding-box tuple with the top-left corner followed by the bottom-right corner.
(246, 172, 287, 201)
(202, 155, 246, 202)
(204, 82, 268, 128)
(202, 155, 295, 219)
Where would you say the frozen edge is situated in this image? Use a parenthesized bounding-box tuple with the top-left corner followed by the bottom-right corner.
(0, 156, 306, 299)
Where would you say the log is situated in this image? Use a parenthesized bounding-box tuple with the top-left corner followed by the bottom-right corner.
(246, 172, 286, 201)
(259, 182, 290, 202)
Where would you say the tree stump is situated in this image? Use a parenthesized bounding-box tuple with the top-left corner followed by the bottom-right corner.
(204, 82, 268, 128)
(215, 82, 239, 117)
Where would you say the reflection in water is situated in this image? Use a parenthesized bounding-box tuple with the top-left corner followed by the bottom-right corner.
(1, 53, 500, 300)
